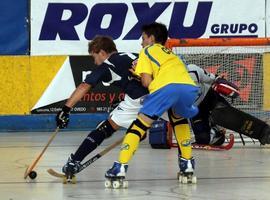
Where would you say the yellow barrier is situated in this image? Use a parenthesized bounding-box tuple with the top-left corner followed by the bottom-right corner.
(0, 56, 66, 114)
(263, 53, 270, 110)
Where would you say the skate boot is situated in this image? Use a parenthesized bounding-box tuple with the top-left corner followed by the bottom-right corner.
(62, 154, 81, 184)
(259, 126, 270, 145)
(209, 126, 226, 146)
(177, 157, 197, 184)
(105, 161, 128, 189)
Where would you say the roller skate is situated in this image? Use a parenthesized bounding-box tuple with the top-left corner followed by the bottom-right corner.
(105, 161, 128, 189)
(62, 154, 81, 184)
(177, 157, 197, 184)
(209, 126, 226, 146)
(259, 125, 270, 145)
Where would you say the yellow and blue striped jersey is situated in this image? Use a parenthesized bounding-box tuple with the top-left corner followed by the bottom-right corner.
(135, 43, 196, 93)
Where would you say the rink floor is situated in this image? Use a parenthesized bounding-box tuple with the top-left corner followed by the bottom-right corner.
(1, 130, 270, 200)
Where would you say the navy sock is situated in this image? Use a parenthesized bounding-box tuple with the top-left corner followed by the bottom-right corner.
(72, 129, 106, 162)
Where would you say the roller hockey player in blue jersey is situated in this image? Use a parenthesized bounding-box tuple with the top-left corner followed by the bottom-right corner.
(55, 35, 148, 179)
(187, 64, 270, 146)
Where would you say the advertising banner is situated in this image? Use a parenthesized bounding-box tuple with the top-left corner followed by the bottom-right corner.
(0, 0, 29, 55)
(31, 0, 266, 55)
(31, 53, 264, 114)
(31, 56, 124, 114)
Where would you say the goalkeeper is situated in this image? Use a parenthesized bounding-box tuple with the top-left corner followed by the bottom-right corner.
(188, 64, 270, 145)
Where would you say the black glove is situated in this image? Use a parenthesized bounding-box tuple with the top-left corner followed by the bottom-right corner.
(56, 105, 71, 128)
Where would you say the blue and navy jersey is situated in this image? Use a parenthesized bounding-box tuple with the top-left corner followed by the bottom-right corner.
(84, 52, 148, 99)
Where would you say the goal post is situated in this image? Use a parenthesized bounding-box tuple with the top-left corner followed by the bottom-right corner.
(165, 37, 270, 144)
(166, 37, 270, 48)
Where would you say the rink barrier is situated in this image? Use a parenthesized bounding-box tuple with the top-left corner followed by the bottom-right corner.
(0, 113, 108, 132)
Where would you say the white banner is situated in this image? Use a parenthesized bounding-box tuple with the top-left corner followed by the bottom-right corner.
(31, 0, 266, 55)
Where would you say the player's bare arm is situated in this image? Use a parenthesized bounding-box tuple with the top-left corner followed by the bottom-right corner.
(65, 83, 91, 108)
(140, 73, 152, 88)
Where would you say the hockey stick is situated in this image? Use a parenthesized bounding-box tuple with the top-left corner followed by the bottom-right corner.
(24, 127, 60, 179)
(47, 136, 123, 177)
(192, 133, 234, 151)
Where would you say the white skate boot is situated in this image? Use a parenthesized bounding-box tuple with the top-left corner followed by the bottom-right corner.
(105, 161, 128, 189)
(177, 157, 197, 184)
(209, 126, 226, 146)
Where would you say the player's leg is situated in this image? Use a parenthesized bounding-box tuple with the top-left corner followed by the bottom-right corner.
(63, 95, 142, 175)
(62, 119, 118, 175)
(105, 90, 171, 182)
(105, 114, 152, 179)
(168, 109, 195, 183)
(191, 99, 225, 146)
(168, 84, 198, 183)
(210, 102, 270, 144)
(191, 118, 211, 145)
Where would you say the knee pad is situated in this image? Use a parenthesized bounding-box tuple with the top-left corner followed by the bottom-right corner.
(86, 120, 116, 146)
(127, 118, 150, 141)
(168, 109, 188, 127)
(96, 120, 116, 139)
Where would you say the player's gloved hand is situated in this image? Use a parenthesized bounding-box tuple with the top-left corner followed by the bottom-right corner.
(212, 76, 239, 98)
(128, 59, 141, 82)
(56, 105, 71, 128)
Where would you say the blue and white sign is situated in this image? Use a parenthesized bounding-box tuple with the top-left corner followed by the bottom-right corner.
(31, 0, 266, 55)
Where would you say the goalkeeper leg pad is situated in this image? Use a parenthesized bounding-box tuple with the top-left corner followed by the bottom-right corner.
(211, 103, 269, 144)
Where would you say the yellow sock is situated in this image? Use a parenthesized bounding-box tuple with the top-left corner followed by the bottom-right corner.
(118, 133, 140, 163)
(118, 117, 149, 163)
(174, 123, 192, 159)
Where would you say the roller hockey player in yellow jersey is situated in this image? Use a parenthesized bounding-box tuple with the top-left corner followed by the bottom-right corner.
(105, 22, 199, 188)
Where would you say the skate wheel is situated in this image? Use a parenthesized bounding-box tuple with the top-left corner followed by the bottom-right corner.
(178, 173, 184, 183)
(63, 177, 67, 184)
(71, 176, 77, 184)
(122, 181, 128, 188)
(105, 180, 112, 188)
(112, 181, 120, 189)
(177, 172, 180, 180)
(181, 176, 188, 184)
(192, 176, 197, 184)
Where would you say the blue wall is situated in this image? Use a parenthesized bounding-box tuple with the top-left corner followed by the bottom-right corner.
(0, 0, 29, 55)
(0, 113, 108, 132)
